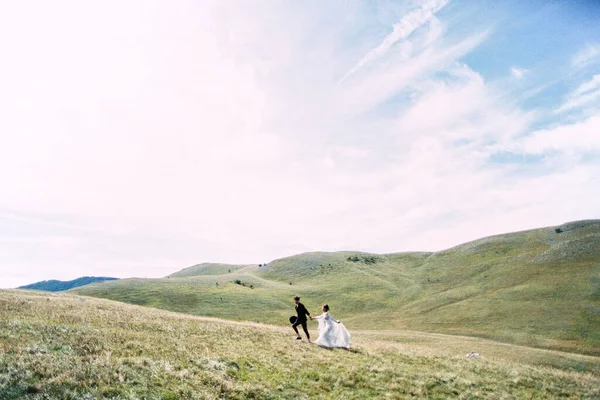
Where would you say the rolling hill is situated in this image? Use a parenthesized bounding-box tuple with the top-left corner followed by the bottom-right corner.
(167, 263, 249, 278)
(73, 220, 600, 356)
(1, 290, 598, 399)
(18, 276, 118, 292)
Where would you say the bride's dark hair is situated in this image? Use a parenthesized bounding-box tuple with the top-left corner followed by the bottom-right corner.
(323, 304, 330, 311)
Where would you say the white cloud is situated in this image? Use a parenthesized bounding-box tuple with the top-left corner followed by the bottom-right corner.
(510, 115, 600, 155)
(573, 74, 600, 96)
(557, 74, 600, 113)
(571, 43, 600, 69)
(510, 67, 526, 79)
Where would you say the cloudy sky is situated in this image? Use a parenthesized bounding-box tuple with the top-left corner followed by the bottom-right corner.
(1, 0, 599, 288)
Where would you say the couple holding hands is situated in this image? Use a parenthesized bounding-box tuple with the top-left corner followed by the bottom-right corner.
(291, 296, 350, 349)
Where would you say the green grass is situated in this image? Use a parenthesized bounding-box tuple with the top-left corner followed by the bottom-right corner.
(74, 220, 600, 356)
(1, 290, 599, 399)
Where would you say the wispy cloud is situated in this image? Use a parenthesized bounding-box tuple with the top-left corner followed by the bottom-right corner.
(571, 43, 600, 69)
(338, 28, 490, 114)
(572, 74, 600, 97)
(557, 74, 600, 113)
(339, 0, 449, 82)
(510, 67, 526, 79)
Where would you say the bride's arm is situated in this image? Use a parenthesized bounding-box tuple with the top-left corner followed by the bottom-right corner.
(324, 313, 339, 323)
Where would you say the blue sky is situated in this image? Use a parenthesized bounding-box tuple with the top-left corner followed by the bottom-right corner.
(0, 0, 599, 288)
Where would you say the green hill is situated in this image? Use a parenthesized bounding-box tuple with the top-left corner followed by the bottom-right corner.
(167, 263, 249, 278)
(73, 220, 600, 356)
(1, 290, 598, 399)
(18, 276, 118, 292)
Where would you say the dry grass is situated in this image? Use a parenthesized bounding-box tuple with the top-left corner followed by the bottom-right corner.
(2, 290, 599, 399)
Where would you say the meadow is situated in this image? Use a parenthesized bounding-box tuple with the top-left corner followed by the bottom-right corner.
(1, 290, 599, 399)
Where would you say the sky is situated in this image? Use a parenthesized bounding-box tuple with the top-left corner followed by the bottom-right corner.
(1, 0, 599, 288)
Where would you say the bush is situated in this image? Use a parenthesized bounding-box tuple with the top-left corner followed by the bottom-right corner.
(347, 255, 379, 264)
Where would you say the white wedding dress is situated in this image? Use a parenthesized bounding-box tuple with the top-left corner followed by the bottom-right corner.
(314, 311, 351, 348)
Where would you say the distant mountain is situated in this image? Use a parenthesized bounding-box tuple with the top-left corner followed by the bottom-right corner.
(19, 276, 118, 292)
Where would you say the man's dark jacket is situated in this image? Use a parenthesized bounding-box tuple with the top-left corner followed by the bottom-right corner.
(295, 302, 310, 322)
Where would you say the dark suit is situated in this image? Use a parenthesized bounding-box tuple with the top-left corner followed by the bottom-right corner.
(293, 302, 311, 339)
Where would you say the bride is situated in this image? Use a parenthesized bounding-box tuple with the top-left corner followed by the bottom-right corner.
(310, 304, 351, 349)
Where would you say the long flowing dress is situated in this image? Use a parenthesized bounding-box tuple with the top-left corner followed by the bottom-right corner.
(314, 311, 351, 348)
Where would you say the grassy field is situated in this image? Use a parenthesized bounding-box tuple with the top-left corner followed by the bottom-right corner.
(74, 220, 600, 356)
(1, 290, 599, 399)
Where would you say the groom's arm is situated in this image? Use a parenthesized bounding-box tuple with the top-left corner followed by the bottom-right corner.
(303, 304, 310, 316)
(300, 304, 310, 317)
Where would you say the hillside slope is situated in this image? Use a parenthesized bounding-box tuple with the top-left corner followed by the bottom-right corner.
(18, 276, 118, 292)
(74, 220, 600, 356)
(167, 263, 250, 278)
(1, 290, 598, 399)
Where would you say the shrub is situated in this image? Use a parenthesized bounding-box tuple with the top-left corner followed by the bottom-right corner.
(347, 255, 379, 264)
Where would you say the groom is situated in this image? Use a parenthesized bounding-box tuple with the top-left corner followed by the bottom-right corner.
(292, 296, 311, 341)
